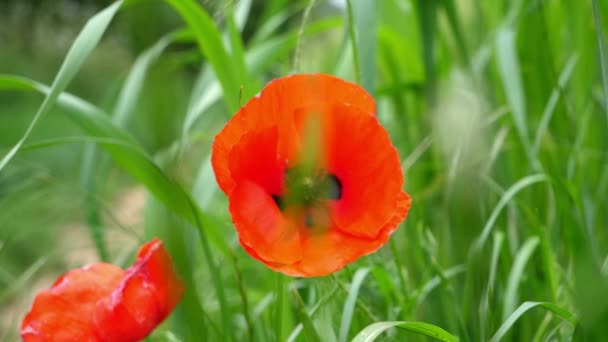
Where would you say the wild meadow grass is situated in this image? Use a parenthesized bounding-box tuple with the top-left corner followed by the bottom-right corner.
(1, 0, 607, 340)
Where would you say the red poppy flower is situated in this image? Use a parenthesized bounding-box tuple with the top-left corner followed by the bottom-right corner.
(212, 73, 411, 277)
(21, 238, 184, 342)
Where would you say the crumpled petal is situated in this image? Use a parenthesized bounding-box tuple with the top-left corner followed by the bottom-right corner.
(21, 238, 184, 342)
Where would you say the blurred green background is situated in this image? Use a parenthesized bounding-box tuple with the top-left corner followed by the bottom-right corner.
(1, 0, 608, 341)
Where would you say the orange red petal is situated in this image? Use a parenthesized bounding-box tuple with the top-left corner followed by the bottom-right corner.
(324, 104, 406, 239)
(21, 238, 184, 342)
(229, 180, 302, 265)
(213, 73, 375, 195)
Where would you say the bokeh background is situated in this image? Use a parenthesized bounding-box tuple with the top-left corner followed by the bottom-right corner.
(1, 0, 608, 341)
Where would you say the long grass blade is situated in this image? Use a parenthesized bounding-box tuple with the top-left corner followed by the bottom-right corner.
(0, 1, 122, 173)
(472, 174, 547, 253)
(339, 267, 370, 342)
(592, 0, 608, 121)
(495, 27, 530, 156)
(346, 0, 377, 93)
(532, 55, 578, 159)
(352, 321, 460, 342)
(490, 302, 576, 342)
(502, 237, 540, 320)
(80, 31, 177, 261)
(165, 0, 241, 112)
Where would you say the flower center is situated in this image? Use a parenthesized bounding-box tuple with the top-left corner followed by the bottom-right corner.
(272, 166, 342, 227)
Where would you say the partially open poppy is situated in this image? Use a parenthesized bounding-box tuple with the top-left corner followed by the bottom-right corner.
(21, 238, 184, 341)
(212, 73, 411, 277)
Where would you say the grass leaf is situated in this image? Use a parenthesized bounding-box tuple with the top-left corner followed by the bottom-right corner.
(502, 237, 540, 320)
(339, 267, 370, 342)
(164, 0, 241, 112)
(80, 31, 178, 261)
(472, 174, 547, 253)
(496, 27, 530, 155)
(592, 0, 608, 120)
(0, 1, 122, 173)
(352, 321, 460, 342)
(490, 301, 577, 342)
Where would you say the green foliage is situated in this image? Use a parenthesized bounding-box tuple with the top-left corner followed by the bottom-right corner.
(1, 0, 608, 341)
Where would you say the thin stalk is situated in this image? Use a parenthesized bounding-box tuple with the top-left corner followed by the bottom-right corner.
(292, 0, 317, 73)
(592, 0, 608, 122)
(346, 0, 362, 84)
(188, 201, 234, 341)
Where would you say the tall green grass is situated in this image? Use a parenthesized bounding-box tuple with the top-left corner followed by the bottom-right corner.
(1, 0, 607, 341)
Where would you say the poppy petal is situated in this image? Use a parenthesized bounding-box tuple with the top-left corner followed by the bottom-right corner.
(294, 192, 411, 276)
(21, 238, 183, 342)
(213, 73, 374, 195)
(239, 193, 411, 277)
(230, 180, 303, 265)
(21, 264, 124, 341)
(263, 73, 375, 116)
(93, 238, 184, 342)
(325, 104, 407, 239)
(227, 126, 286, 196)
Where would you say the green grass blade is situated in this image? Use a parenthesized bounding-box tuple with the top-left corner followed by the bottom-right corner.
(292, 289, 322, 342)
(417, 0, 438, 101)
(286, 285, 340, 342)
(441, 0, 469, 64)
(502, 237, 540, 320)
(352, 321, 460, 342)
(247, 18, 341, 75)
(417, 264, 466, 305)
(226, 15, 248, 88)
(293, 0, 317, 73)
(21, 136, 136, 151)
(347, 0, 377, 94)
(165, 0, 241, 113)
(0, 0, 122, 173)
(226, 1, 255, 101)
(273, 273, 289, 342)
(532, 55, 578, 159)
(0, 258, 46, 304)
(490, 302, 577, 342)
(488, 231, 505, 295)
(80, 31, 177, 261)
(250, 3, 300, 44)
(182, 66, 221, 137)
(472, 174, 547, 253)
(339, 267, 370, 342)
(495, 27, 530, 155)
(112, 34, 176, 126)
(0, 75, 229, 250)
(480, 231, 505, 340)
(345, 0, 361, 85)
(592, 0, 608, 120)
(233, 0, 252, 31)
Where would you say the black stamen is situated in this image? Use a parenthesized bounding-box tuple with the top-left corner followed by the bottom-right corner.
(326, 174, 342, 200)
(272, 194, 285, 211)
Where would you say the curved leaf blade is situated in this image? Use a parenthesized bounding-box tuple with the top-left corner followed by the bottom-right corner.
(352, 321, 459, 342)
(0, 0, 123, 173)
(490, 302, 576, 342)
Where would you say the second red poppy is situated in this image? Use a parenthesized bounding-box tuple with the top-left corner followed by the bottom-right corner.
(212, 73, 411, 277)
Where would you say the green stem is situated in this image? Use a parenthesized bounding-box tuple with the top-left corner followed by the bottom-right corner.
(346, 0, 362, 85)
(292, 0, 317, 73)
